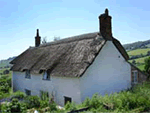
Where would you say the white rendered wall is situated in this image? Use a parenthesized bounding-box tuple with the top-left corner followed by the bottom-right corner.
(13, 72, 81, 106)
(80, 41, 131, 102)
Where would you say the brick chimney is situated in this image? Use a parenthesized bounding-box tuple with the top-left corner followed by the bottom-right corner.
(35, 29, 41, 47)
(99, 9, 112, 40)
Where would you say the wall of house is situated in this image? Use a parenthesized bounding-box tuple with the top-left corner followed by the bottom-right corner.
(131, 65, 147, 83)
(80, 41, 131, 102)
(12, 72, 81, 106)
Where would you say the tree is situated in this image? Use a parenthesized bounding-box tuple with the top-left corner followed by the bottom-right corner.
(132, 60, 136, 65)
(144, 57, 150, 78)
(54, 36, 60, 41)
(42, 37, 47, 44)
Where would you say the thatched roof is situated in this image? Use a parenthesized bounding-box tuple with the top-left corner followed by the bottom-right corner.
(10, 32, 129, 77)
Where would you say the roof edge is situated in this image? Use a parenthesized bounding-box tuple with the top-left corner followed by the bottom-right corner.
(79, 40, 106, 77)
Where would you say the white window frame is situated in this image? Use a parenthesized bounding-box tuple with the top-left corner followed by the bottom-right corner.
(132, 70, 138, 84)
(43, 71, 50, 80)
(25, 70, 31, 79)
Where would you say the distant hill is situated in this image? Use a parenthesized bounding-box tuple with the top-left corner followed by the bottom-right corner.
(123, 39, 150, 71)
(0, 56, 16, 68)
(123, 39, 150, 51)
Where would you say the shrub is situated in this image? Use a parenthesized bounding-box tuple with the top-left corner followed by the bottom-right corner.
(65, 101, 77, 111)
(24, 95, 40, 109)
(49, 101, 57, 111)
(0, 82, 9, 93)
(40, 100, 49, 108)
(89, 93, 102, 109)
(40, 90, 49, 101)
(82, 97, 90, 107)
(1, 98, 27, 113)
(11, 91, 26, 100)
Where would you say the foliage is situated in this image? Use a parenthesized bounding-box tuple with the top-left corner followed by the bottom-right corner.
(65, 101, 77, 111)
(54, 36, 60, 41)
(42, 37, 47, 44)
(11, 91, 26, 100)
(0, 77, 11, 93)
(1, 98, 27, 113)
(40, 90, 49, 101)
(144, 57, 150, 76)
(40, 100, 49, 108)
(49, 101, 57, 112)
(24, 95, 40, 109)
(64, 82, 150, 112)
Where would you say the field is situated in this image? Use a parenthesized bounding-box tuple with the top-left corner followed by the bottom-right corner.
(146, 44, 150, 48)
(127, 48, 150, 57)
(129, 56, 149, 64)
(127, 48, 150, 71)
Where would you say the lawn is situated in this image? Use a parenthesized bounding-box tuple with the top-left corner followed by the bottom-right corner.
(127, 48, 150, 57)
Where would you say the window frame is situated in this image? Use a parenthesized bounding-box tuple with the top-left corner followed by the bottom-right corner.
(43, 71, 50, 80)
(25, 70, 31, 79)
(132, 70, 138, 84)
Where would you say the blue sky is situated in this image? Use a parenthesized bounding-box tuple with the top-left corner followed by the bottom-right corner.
(0, 0, 150, 60)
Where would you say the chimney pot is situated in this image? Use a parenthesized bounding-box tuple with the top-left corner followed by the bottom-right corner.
(35, 29, 41, 47)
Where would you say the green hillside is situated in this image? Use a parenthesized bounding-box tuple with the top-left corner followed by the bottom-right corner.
(128, 56, 150, 71)
(129, 56, 149, 64)
(127, 48, 150, 57)
(127, 48, 150, 71)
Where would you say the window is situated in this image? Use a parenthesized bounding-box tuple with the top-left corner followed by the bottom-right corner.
(25, 89, 31, 96)
(43, 71, 50, 80)
(132, 70, 138, 84)
(25, 70, 31, 79)
(64, 96, 72, 105)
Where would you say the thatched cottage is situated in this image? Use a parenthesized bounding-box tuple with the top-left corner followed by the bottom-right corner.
(10, 9, 147, 106)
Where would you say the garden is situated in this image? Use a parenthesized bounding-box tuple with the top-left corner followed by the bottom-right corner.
(0, 68, 150, 112)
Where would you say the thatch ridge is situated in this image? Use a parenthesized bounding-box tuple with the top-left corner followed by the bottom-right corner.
(39, 32, 99, 47)
(10, 32, 129, 77)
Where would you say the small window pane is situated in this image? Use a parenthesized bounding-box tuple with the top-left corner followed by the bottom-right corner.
(43, 72, 47, 80)
(25, 70, 31, 79)
(132, 71, 138, 83)
(43, 71, 50, 80)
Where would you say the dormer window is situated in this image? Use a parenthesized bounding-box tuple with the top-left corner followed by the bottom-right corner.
(43, 70, 50, 80)
(25, 70, 31, 79)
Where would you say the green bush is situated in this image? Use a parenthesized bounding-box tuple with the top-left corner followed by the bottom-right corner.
(0, 82, 9, 93)
(82, 97, 90, 107)
(40, 90, 49, 101)
(24, 95, 40, 109)
(1, 98, 27, 113)
(49, 101, 57, 112)
(11, 91, 26, 100)
(6, 77, 11, 87)
(65, 101, 77, 111)
(40, 100, 49, 108)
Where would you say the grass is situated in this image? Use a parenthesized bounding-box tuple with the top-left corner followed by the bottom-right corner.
(127, 48, 150, 57)
(129, 56, 150, 64)
(128, 56, 150, 71)
(136, 64, 145, 71)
